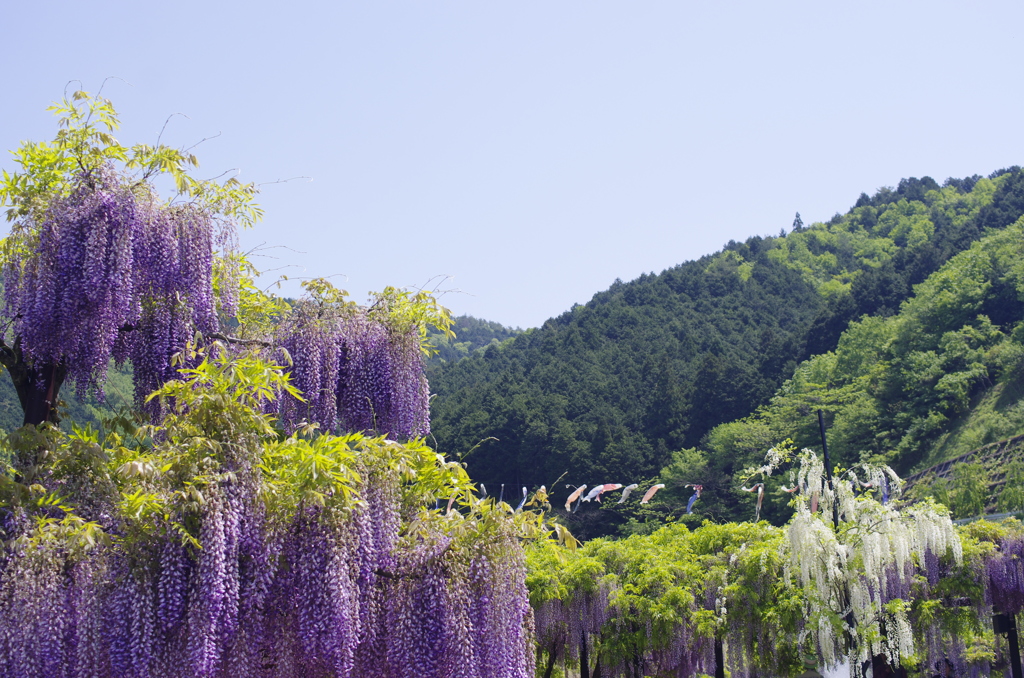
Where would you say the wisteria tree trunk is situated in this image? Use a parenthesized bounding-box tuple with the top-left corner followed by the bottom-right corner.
(580, 631, 590, 678)
(542, 641, 558, 678)
(0, 337, 67, 427)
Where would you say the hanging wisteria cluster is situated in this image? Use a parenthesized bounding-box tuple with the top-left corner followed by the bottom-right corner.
(533, 582, 617, 675)
(987, 534, 1024, 616)
(770, 448, 982, 675)
(0, 355, 532, 678)
(275, 291, 431, 439)
(0, 482, 531, 678)
(2, 165, 225, 414)
(528, 524, 730, 678)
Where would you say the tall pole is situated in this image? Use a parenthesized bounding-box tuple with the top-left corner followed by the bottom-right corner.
(580, 630, 590, 678)
(818, 409, 839, 529)
(819, 409, 859, 674)
(995, 613, 1023, 678)
(1009, 615, 1023, 678)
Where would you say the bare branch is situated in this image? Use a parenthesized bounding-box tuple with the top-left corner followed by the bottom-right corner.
(96, 76, 132, 99)
(412, 274, 466, 300)
(156, 112, 191, 147)
(244, 242, 308, 259)
(63, 80, 84, 102)
(203, 168, 240, 183)
(257, 176, 313, 187)
(183, 132, 221, 155)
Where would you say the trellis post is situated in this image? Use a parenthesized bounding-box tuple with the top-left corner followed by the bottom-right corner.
(994, 613, 1023, 678)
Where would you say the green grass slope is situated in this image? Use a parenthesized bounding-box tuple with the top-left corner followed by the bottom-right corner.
(916, 369, 1024, 471)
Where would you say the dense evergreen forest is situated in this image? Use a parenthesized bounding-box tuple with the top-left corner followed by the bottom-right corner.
(429, 169, 1024, 528)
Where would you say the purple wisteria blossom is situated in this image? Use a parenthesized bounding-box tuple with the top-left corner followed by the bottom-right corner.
(0, 468, 532, 678)
(3, 167, 222, 419)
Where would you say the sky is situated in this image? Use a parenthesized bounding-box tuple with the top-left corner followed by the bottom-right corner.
(3, 1, 1023, 330)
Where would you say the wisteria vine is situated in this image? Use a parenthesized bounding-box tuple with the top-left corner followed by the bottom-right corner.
(0, 354, 531, 678)
(0, 91, 504, 678)
(0, 91, 444, 441)
(273, 285, 435, 439)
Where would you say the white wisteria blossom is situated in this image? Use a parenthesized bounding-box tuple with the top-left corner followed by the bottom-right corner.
(761, 448, 961, 674)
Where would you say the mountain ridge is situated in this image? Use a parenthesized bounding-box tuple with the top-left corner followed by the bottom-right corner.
(428, 169, 1024, 508)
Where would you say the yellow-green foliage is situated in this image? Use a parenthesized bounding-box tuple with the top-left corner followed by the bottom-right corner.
(701, 219, 1024, 484)
(528, 449, 1018, 675)
(527, 520, 805, 676)
(767, 179, 1000, 294)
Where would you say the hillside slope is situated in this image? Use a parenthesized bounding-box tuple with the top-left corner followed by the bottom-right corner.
(673, 217, 1024, 525)
(425, 315, 522, 370)
(429, 170, 1024, 494)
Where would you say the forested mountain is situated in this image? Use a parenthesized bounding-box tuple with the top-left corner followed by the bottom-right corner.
(425, 315, 522, 369)
(661, 217, 1024, 525)
(428, 169, 1024, 504)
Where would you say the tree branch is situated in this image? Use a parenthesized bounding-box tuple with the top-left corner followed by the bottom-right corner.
(207, 332, 273, 348)
(0, 337, 17, 370)
(373, 568, 426, 581)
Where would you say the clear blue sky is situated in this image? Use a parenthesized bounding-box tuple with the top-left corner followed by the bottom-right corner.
(3, 1, 1022, 329)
